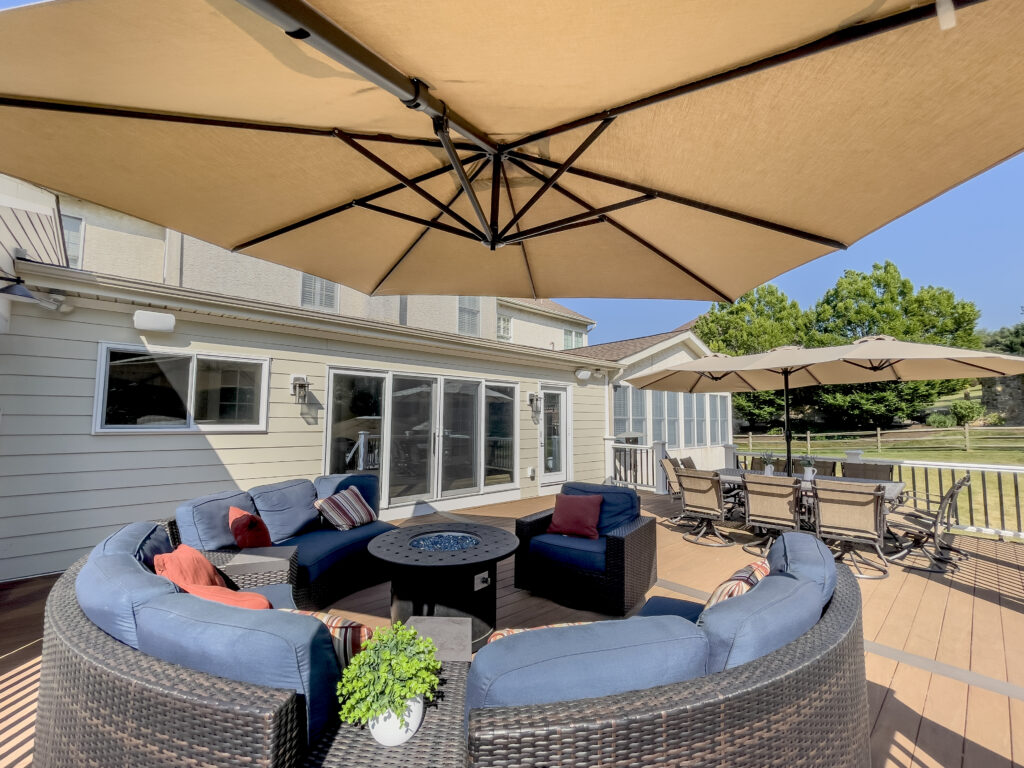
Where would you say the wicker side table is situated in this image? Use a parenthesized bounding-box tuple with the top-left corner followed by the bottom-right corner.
(304, 662, 469, 767)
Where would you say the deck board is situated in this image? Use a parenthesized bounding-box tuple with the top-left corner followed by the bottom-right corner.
(1, 491, 1022, 766)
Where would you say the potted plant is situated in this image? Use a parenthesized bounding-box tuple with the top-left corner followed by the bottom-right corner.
(337, 621, 442, 746)
(799, 454, 816, 481)
(759, 451, 776, 476)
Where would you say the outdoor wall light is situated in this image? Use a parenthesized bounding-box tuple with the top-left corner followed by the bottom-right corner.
(291, 374, 310, 403)
(527, 392, 541, 417)
(0, 275, 65, 310)
(133, 310, 175, 333)
(574, 368, 592, 381)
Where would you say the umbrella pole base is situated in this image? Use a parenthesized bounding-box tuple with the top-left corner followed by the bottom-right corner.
(674, 518, 735, 547)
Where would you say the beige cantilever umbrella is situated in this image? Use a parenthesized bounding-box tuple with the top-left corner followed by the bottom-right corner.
(627, 336, 1024, 474)
(0, 1, 1022, 300)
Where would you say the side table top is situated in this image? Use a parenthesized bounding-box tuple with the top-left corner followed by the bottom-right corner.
(304, 661, 469, 768)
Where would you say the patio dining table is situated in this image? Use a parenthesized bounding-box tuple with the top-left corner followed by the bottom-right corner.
(715, 468, 906, 507)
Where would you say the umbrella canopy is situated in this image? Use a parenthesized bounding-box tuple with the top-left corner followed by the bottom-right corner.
(626, 336, 1024, 471)
(0, 0, 1022, 300)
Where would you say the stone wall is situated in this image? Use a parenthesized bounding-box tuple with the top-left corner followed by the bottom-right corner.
(981, 375, 1024, 425)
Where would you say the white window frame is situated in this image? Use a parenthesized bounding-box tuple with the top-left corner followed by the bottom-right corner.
(93, 342, 269, 434)
(496, 313, 513, 342)
(300, 273, 338, 312)
(563, 328, 585, 349)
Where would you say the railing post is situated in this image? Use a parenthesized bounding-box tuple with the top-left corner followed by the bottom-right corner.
(964, 424, 971, 452)
(356, 431, 369, 470)
(806, 430, 812, 455)
(748, 432, 753, 451)
(653, 440, 668, 494)
(603, 436, 617, 483)
(876, 427, 882, 452)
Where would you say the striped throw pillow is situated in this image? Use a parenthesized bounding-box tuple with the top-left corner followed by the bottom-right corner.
(279, 609, 373, 667)
(702, 559, 770, 612)
(487, 621, 593, 644)
(314, 486, 377, 530)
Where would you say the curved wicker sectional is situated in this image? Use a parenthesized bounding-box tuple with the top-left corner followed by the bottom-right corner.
(34, 559, 869, 768)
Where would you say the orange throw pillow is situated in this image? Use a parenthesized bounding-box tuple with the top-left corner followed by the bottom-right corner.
(185, 584, 271, 610)
(154, 544, 226, 589)
(228, 506, 272, 549)
(547, 493, 602, 539)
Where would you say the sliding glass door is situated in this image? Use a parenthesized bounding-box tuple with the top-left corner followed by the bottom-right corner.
(389, 376, 437, 504)
(327, 372, 384, 477)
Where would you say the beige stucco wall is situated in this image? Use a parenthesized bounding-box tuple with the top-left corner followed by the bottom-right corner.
(496, 301, 589, 351)
(0, 276, 606, 581)
(60, 197, 166, 283)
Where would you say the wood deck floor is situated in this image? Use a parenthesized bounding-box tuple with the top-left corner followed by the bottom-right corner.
(2, 494, 1022, 767)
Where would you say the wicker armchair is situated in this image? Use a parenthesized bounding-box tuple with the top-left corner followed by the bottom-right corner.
(741, 474, 803, 556)
(514, 486, 657, 616)
(468, 565, 870, 768)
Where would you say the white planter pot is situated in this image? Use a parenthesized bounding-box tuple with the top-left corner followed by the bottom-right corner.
(803, 467, 817, 481)
(368, 695, 424, 747)
(764, 464, 775, 476)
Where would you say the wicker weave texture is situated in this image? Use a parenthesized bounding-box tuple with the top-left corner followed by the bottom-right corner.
(34, 560, 303, 768)
(469, 565, 870, 768)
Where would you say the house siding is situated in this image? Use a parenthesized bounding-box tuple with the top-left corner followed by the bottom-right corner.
(0, 291, 607, 581)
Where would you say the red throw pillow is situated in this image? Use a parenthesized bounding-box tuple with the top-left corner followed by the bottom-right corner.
(153, 544, 226, 589)
(229, 506, 272, 549)
(185, 584, 272, 610)
(547, 493, 602, 539)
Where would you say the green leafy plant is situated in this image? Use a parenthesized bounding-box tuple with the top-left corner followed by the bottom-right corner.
(337, 621, 441, 728)
(759, 451, 776, 465)
(947, 399, 986, 426)
(798, 454, 814, 468)
(926, 412, 956, 428)
(985, 412, 1006, 426)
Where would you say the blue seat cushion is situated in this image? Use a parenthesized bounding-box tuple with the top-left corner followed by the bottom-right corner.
(136, 592, 339, 742)
(247, 582, 297, 610)
(250, 479, 320, 543)
(280, 520, 396, 583)
(314, 473, 380, 513)
(699, 572, 824, 673)
(466, 616, 708, 721)
(560, 482, 639, 535)
(529, 533, 606, 573)
(76, 533, 178, 649)
(767, 531, 837, 608)
(636, 595, 704, 623)
(176, 489, 254, 551)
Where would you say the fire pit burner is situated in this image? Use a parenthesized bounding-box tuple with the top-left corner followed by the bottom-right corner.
(409, 532, 481, 551)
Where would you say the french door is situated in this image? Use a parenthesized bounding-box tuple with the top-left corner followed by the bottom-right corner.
(327, 370, 516, 506)
(540, 386, 567, 484)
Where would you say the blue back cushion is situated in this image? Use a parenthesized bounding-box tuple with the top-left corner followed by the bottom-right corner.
(314, 473, 380, 513)
(529, 533, 606, 573)
(76, 524, 179, 649)
(465, 616, 707, 721)
(280, 521, 396, 583)
(699, 573, 824, 673)
(250, 479, 319, 543)
(767, 531, 837, 608)
(136, 592, 339, 742)
(176, 489, 255, 551)
(560, 482, 639, 535)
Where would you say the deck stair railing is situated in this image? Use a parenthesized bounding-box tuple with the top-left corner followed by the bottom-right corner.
(606, 439, 666, 491)
(736, 451, 1024, 539)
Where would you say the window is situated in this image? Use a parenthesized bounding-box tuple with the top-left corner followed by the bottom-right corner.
(682, 393, 696, 447)
(301, 273, 337, 311)
(613, 385, 628, 437)
(484, 384, 516, 486)
(96, 344, 267, 432)
(718, 394, 732, 445)
(563, 329, 585, 349)
(496, 314, 512, 341)
(612, 384, 647, 441)
(458, 296, 480, 336)
(651, 391, 665, 443)
(667, 393, 679, 448)
(61, 214, 83, 269)
(709, 394, 720, 445)
(631, 386, 647, 441)
(695, 393, 707, 446)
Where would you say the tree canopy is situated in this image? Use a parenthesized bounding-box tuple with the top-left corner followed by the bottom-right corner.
(693, 261, 981, 429)
(981, 321, 1024, 356)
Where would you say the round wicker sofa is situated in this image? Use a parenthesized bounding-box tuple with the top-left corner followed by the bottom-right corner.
(34, 558, 869, 768)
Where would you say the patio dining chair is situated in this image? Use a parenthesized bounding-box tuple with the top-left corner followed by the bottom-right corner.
(671, 468, 739, 547)
(661, 458, 683, 501)
(812, 478, 889, 579)
(841, 461, 893, 482)
(741, 474, 803, 556)
(888, 474, 970, 573)
(813, 459, 837, 477)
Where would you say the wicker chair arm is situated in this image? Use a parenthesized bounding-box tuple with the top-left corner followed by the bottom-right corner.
(603, 513, 654, 541)
(219, 547, 299, 590)
(515, 508, 555, 543)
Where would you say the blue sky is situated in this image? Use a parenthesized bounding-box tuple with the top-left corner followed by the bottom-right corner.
(564, 152, 1024, 344)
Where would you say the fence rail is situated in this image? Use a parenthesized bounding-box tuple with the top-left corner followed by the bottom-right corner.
(736, 426, 1024, 454)
(737, 451, 1024, 538)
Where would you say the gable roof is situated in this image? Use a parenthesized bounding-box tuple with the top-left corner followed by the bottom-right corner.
(564, 319, 698, 361)
(498, 297, 594, 324)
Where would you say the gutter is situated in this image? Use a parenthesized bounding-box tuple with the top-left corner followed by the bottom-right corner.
(15, 262, 621, 373)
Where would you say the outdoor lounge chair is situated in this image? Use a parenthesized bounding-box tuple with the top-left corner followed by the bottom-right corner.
(671, 468, 739, 547)
(741, 474, 803, 556)
(888, 474, 970, 573)
(813, 478, 889, 579)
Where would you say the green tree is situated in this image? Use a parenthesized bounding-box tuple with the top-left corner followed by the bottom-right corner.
(981, 322, 1024, 356)
(807, 261, 981, 427)
(694, 285, 808, 428)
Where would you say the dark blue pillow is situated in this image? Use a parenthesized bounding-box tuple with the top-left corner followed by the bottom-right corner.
(176, 489, 255, 551)
(250, 479, 319, 543)
(97, 521, 173, 571)
(465, 616, 707, 723)
(766, 531, 837, 608)
(559, 482, 639, 535)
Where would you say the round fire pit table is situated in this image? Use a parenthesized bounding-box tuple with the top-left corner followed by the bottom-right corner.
(368, 522, 519, 651)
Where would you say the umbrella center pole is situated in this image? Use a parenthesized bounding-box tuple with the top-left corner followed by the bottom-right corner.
(783, 370, 793, 476)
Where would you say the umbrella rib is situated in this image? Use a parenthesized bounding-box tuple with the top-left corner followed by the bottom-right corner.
(502, 195, 653, 244)
(500, 160, 539, 299)
(333, 130, 487, 240)
(509, 157, 732, 301)
(355, 202, 481, 241)
(434, 119, 491, 235)
(370, 160, 488, 295)
(497, 118, 615, 240)
(509, 150, 844, 250)
(503, 0, 990, 151)
(951, 359, 1011, 377)
(233, 153, 485, 251)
